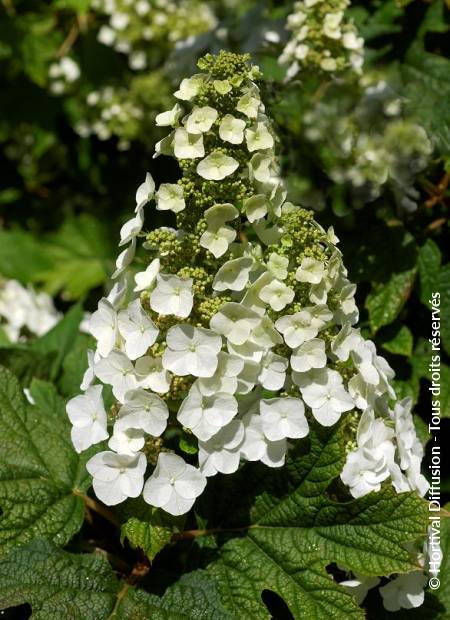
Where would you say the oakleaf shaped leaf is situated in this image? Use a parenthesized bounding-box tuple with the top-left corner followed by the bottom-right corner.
(0, 368, 94, 555)
(0, 539, 233, 620)
(200, 423, 428, 619)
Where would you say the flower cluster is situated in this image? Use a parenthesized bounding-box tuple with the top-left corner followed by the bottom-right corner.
(74, 85, 145, 150)
(67, 52, 426, 536)
(0, 279, 61, 342)
(48, 56, 81, 95)
(279, 0, 364, 79)
(93, 0, 217, 71)
(302, 79, 433, 211)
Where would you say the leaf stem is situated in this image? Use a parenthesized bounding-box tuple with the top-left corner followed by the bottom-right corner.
(74, 490, 120, 527)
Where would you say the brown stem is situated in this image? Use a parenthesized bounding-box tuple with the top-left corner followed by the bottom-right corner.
(171, 525, 252, 541)
(424, 171, 450, 209)
(57, 20, 80, 58)
(74, 490, 120, 527)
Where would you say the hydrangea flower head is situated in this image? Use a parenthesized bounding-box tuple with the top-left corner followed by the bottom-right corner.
(67, 51, 427, 553)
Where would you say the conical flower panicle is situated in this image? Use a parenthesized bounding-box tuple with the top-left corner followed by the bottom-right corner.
(67, 52, 427, 522)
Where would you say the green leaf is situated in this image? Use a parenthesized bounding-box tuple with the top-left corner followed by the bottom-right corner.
(411, 340, 450, 418)
(379, 324, 413, 357)
(121, 507, 184, 561)
(0, 346, 54, 387)
(54, 0, 91, 12)
(418, 239, 441, 305)
(402, 43, 450, 155)
(0, 539, 233, 619)
(0, 230, 54, 283)
(38, 214, 115, 300)
(19, 16, 61, 87)
(201, 424, 427, 619)
(0, 369, 92, 556)
(59, 332, 95, 397)
(33, 303, 83, 380)
(0, 540, 117, 620)
(365, 268, 416, 333)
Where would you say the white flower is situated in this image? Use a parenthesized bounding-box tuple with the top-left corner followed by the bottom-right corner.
(340, 448, 391, 498)
(245, 122, 274, 152)
(243, 194, 268, 222)
(198, 420, 244, 476)
(134, 258, 160, 292)
(219, 114, 246, 144)
(66, 385, 108, 453)
(379, 573, 427, 612)
(177, 382, 238, 441)
(197, 352, 244, 396)
(236, 92, 260, 118)
(94, 350, 139, 403)
(212, 257, 254, 292)
(323, 12, 343, 40)
(110, 12, 129, 30)
(156, 184, 185, 213)
(174, 75, 204, 101)
(116, 388, 169, 437)
(162, 324, 222, 378)
(331, 324, 362, 361)
(185, 105, 218, 134)
(119, 206, 144, 246)
(150, 274, 193, 318)
(129, 50, 147, 70)
(295, 257, 326, 284)
(199, 224, 236, 258)
(249, 152, 273, 183)
(106, 278, 127, 308)
(258, 352, 288, 391)
(240, 412, 286, 467)
(267, 252, 289, 280)
(135, 355, 171, 394)
(154, 133, 174, 159)
(98, 25, 116, 46)
(296, 368, 354, 426)
(291, 338, 327, 372)
(143, 453, 206, 516)
(112, 238, 136, 279)
(109, 428, 145, 456)
(260, 397, 309, 441)
(213, 79, 232, 94)
(135, 172, 155, 207)
(173, 128, 205, 159)
(259, 279, 294, 311)
(204, 202, 238, 228)
(80, 349, 99, 391)
(210, 302, 261, 345)
(196, 151, 239, 180)
(321, 57, 338, 71)
(89, 298, 118, 357)
(118, 299, 158, 360)
(155, 103, 183, 127)
(275, 309, 317, 348)
(250, 316, 283, 350)
(87, 451, 147, 506)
